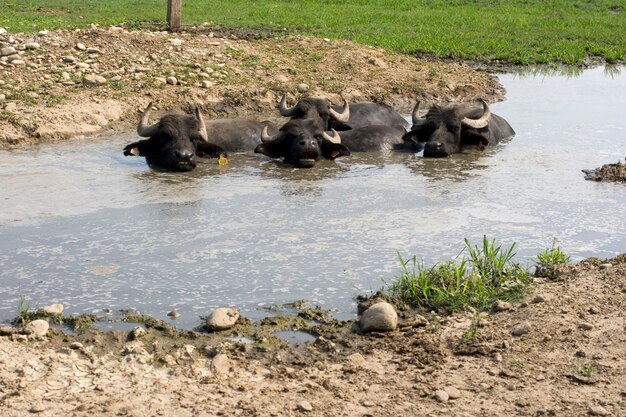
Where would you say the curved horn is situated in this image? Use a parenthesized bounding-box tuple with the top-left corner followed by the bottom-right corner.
(194, 107, 209, 142)
(137, 102, 160, 137)
(328, 99, 350, 122)
(461, 99, 491, 129)
(411, 101, 425, 125)
(277, 94, 297, 117)
(322, 129, 341, 144)
(261, 126, 276, 142)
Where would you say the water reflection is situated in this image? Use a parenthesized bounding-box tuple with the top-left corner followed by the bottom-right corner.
(512, 63, 624, 79)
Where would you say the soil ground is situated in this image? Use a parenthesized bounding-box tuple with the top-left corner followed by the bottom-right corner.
(1, 27, 625, 417)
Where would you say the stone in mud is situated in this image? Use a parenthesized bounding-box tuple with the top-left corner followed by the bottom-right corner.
(444, 386, 461, 399)
(83, 74, 107, 85)
(511, 321, 531, 336)
(360, 302, 398, 333)
(297, 400, 313, 412)
(588, 405, 610, 416)
(434, 389, 449, 403)
(1, 46, 16, 57)
(579, 322, 594, 331)
(492, 300, 512, 312)
(41, 303, 64, 316)
(206, 307, 239, 331)
(211, 353, 232, 375)
(24, 319, 49, 337)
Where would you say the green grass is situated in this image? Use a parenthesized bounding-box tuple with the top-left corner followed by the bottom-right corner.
(386, 236, 530, 313)
(534, 239, 570, 279)
(1, 1, 624, 65)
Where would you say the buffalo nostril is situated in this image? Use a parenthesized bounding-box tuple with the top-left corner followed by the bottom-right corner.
(174, 150, 194, 160)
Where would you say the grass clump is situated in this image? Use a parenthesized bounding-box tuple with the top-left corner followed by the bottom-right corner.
(534, 239, 570, 279)
(386, 236, 530, 314)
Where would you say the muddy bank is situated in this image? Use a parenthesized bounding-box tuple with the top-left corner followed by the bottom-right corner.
(1, 255, 625, 416)
(584, 158, 626, 183)
(0, 25, 505, 147)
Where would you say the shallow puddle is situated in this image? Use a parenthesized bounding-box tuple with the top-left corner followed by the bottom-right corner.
(1, 66, 625, 330)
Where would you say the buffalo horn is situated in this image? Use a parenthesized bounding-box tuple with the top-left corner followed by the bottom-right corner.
(261, 126, 276, 142)
(461, 99, 491, 129)
(137, 102, 160, 137)
(411, 101, 425, 125)
(322, 128, 341, 144)
(328, 99, 350, 122)
(194, 107, 209, 142)
(277, 94, 297, 117)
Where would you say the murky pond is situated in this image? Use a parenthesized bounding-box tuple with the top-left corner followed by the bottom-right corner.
(1, 66, 625, 329)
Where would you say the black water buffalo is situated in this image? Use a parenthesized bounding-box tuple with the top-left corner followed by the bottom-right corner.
(277, 95, 350, 130)
(337, 125, 422, 152)
(254, 119, 350, 168)
(330, 102, 409, 130)
(123, 102, 223, 171)
(124, 103, 278, 171)
(402, 99, 514, 158)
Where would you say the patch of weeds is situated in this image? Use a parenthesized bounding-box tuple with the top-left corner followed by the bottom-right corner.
(510, 359, 525, 371)
(462, 311, 481, 343)
(579, 362, 597, 378)
(534, 238, 570, 279)
(12, 296, 62, 326)
(386, 236, 530, 313)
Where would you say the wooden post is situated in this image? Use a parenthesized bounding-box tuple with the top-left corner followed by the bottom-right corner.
(167, 0, 181, 32)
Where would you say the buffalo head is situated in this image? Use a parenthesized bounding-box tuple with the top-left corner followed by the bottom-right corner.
(402, 99, 514, 158)
(123, 102, 224, 171)
(254, 119, 350, 168)
(277, 95, 351, 131)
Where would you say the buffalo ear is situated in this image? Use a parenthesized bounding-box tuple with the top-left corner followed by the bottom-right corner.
(254, 141, 284, 159)
(196, 142, 225, 158)
(123, 139, 151, 156)
(321, 141, 351, 160)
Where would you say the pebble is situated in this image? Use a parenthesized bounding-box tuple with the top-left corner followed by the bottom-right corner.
(599, 263, 612, 270)
(41, 303, 64, 315)
(169, 38, 183, 46)
(360, 302, 398, 332)
(275, 74, 289, 83)
(434, 390, 449, 403)
(0, 28, 6, 35)
(493, 352, 503, 362)
(76, 63, 90, 69)
(492, 300, 512, 312)
(110, 75, 122, 82)
(588, 306, 599, 314)
(444, 386, 461, 399)
(210, 353, 232, 375)
(29, 404, 46, 413)
(129, 326, 146, 340)
(200, 80, 214, 88)
(83, 74, 107, 85)
(531, 295, 546, 303)
(297, 83, 310, 93)
(76, 43, 86, 50)
(10, 59, 25, 66)
(165, 76, 178, 85)
(588, 405, 610, 416)
(24, 319, 49, 337)
(24, 42, 40, 50)
(297, 400, 313, 412)
(511, 321, 531, 336)
(206, 307, 239, 330)
(37, 30, 49, 36)
(1, 47, 17, 57)
(4, 102, 17, 112)
(579, 322, 594, 331)
(167, 310, 180, 319)
(63, 56, 76, 63)
(87, 47, 102, 54)
(69, 341, 84, 350)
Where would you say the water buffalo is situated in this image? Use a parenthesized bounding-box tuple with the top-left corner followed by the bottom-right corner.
(205, 119, 278, 152)
(277, 95, 350, 130)
(254, 119, 350, 168)
(402, 99, 515, 158)
(337, 125, 422, 152)
(123, 102, 223, 172)
(329, 102, 409, 130)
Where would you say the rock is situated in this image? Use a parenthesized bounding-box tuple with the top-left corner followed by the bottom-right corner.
(110, 75, 122, 82)
(0, 325, 16, 335)
(206, 307, 239, 330)
(588, 306, 599, 314)
(169, 38, 183, 46)
(492, 300, 511, 312)
(76, 62, 90, 69)
(588, 405, 610, 416)
(76, 43, 86, 51)
(493, 352, 503, 362)
(599, 263, 612, 270)
(29, 404, 46, 413)
(434, 390, 449, 403)
(511, 321, 531, 336)
(360, 302, 398, 332)
(4, 102, 17, 112)
(129, 326, 146, 340)
(297, 83, 310, 93)
(1, 47, 17, 57)
(24, 42, 40, 50)
(297, 400, 313, 412)
(200, 80, 214, 88)
(87, 47, 102, 54)
(83, 74, 107, 85)
(210, 353, 232, 375)
(579, 322, 594, 331)
(41, 303, 64, 316)
(275, 74, 289, 83)
(444, 386, 461, 399)
(63, 56, 76, 63)
(69, 341, 84, 350)
(167, 310, 180, 319)
(24, 320, 49, 337)
(0, 28, 6, 35)
(531, 295, 546, 303)
(37, 30, 49, 36)
(165, 76, 178, 85)
(9, 59, 25, 66)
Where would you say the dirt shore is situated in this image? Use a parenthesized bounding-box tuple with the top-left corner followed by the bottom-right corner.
(0, 25, 505, 147)
(1, 255, 624, 416)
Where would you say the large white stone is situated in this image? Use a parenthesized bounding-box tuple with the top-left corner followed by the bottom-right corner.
(24, 319, 49, 337)
(41, 303, 64, 316)
(206, 307, 239, 331)
(360, 302, 398, 332)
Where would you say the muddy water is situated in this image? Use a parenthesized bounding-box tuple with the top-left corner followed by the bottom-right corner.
(1, 66, 625, 329)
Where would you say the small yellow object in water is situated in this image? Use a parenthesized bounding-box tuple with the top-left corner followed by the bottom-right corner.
(130, 147, 140, 156)
(218, 154, 228, 166)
